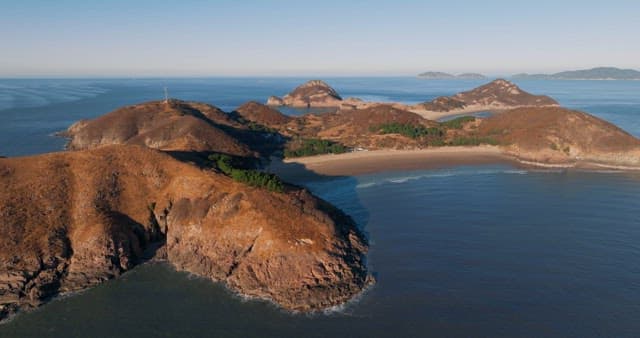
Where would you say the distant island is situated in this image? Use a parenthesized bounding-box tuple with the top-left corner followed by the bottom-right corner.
(417, 72, 487, 80)
(512, 67, 640, 80)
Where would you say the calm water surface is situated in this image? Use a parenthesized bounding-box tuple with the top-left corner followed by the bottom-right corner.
(1, 78, 640, 337)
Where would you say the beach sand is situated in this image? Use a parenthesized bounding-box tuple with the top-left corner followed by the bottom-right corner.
(269, 146, 516, 180)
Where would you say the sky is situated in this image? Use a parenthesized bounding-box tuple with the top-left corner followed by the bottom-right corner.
(1, 0, 639, 77)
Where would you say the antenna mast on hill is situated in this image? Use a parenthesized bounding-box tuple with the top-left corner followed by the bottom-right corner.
(164, 87, 169, 104)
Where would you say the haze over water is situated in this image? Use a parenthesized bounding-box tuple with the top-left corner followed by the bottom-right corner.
(1, 78, 640, 337)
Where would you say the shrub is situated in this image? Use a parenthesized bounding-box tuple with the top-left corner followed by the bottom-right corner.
(447, 136, 499, 146)
(230, 169, 284, 192)
(208, 153, 234, 175)
(207, 153, 283, 192)
(440, 116, 476, 129)
(284, 138, 348, 158)
(370, 122, 444, 139)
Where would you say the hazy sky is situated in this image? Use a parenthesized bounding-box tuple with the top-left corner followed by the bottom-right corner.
(1, 0, 639, 77)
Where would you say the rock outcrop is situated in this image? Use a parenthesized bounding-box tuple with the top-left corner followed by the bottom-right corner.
(266, 80, 344, 108)
(0, 146, 371, 321)
(63, 100, 254, 157)
(476, 107, 640, 167)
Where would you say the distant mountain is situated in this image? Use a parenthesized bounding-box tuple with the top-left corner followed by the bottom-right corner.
(417, 72, 456, 79)
(456, 73, 488, 79)
(512, 67, 640, 80)
(417, 72, 487, 80)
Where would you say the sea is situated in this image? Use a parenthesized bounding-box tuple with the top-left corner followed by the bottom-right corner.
(1, 78, 639, 337)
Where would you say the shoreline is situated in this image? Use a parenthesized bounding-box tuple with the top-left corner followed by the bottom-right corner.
(273, 146, 516, 178)
(271, 147, 640, 180)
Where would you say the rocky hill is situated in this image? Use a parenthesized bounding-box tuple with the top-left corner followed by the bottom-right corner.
(476, 107, 640, 167)
(266, 80, 350, 108)
(512, 67, 640, 80)
(63, 100, 255, 157)
(414, 79, 558, 115)
(0, 145, 371, 321)
(233, 101, 292, 127)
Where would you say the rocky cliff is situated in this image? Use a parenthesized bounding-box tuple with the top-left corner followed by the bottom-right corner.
(0, 146, 371, 321)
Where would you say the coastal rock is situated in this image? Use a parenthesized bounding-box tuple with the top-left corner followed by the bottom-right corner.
(478, 107, 640, 167)
(0, 146, 370, 321)
(266, 96, 285, 106)
(266, 80, 343, 108)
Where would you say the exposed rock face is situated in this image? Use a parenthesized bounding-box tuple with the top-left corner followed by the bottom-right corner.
(0, 146, 370, 321)
(266, 96, 285, 106)
(266, 80, 343, 108)
(477, 107, 640, 167)
(414, 79, 558, 114)
(63, 100, 254, 157)
(234, 101, 292, 127)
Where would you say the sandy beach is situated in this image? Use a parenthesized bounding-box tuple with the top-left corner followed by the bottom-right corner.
(271, 146, 516, 178)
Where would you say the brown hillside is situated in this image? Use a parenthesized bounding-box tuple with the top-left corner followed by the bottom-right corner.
(0, 146, 370, 320)
(454, 79, 558, 107)
(478, 107, 640, 166)
(234, 101, 292, 126)
(64, 100, 253, 156)
(416, 79, 559, 113)
(284, 104, 437, 149)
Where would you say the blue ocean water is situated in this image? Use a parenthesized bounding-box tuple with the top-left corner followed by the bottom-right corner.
(1, 78, 640, 337)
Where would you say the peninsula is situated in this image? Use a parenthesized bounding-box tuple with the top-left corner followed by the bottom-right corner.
(0, 146, 371, 321)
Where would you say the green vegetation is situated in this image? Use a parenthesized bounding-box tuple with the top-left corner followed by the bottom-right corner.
(370, 119, 498, 147)
(208, 153, 284, 192)
(230, 170, 284, 192)
(284, 138, 348, 158)
(247, 122, 278, 134)
(370, 123, 443, 139)
(440, 116, 476, 129)
(447, 136, 499, 146)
